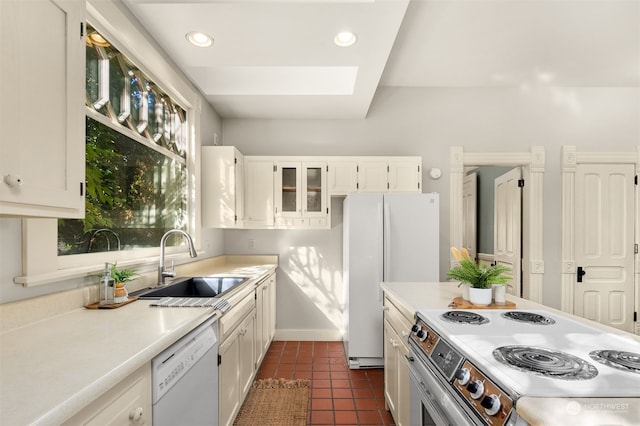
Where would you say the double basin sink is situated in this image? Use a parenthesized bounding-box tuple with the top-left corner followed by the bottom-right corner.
(134, 275, 249, 299)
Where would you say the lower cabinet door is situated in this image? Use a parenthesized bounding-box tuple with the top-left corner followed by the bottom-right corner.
(383, 320, 399, 416)
(219, 331, 241, 426)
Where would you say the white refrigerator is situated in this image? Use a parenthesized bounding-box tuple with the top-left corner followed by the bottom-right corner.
(342, 192, 439, 368)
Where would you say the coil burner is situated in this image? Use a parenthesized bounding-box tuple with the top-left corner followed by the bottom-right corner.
(493, 346, 598, 380)
(589, 350, 640, 374)
(501, 311, 556, 325)
(440, 310, 489, 325)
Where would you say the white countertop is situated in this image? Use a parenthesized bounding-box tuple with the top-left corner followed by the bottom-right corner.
(0, 256, 277, 426)
(380, 281, 640, 426)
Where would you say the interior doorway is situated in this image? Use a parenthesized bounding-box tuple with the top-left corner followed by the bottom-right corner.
(464, 167, 523, 296)
(450, 146, 543, 302)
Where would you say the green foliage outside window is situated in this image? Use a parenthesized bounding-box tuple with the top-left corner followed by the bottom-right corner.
(58, 25, 189, 256)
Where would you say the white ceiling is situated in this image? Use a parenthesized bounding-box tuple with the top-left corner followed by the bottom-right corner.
(123, 0, 640, 120)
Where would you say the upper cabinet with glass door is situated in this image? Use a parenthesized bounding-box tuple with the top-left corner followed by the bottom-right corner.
(0, 0, 85, 217)
(274, 161, 328, 229)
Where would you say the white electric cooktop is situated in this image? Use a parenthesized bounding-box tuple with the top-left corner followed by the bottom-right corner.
(418, 309, 640, 398)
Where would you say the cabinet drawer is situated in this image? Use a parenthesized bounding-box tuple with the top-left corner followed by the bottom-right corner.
(307, 217, 327, 228)
(219, 293, 255, 340)
(384, 298, 413, 339)
(63, 364, 151, 426)
(274, 217, 328, 229)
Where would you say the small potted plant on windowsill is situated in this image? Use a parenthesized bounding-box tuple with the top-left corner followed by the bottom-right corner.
(447, 247, 511, 306)
(110, 263, 138, 303)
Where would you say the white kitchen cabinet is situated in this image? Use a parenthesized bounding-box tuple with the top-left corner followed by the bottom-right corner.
(218, 291, 257, 426)
(63, 364, 151, 426)
(357, 160, 389, 192)
(268, 272, 276, 345)
(358, 158, 422, 193)
(238, 311, 256, 398)
(388, 158, 422, 192)
(383, 294, 413, 426)
(274, 160, 328, 229)
(255, 272, 276, 367)
(327, 160, 358, 195)
(0, 0, 85, 218)
(243, 157, 274, 228)
(202, 146, 244, 228)
(383, 319, 400, 417)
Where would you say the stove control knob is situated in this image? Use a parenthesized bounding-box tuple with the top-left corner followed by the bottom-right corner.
(466, 380, 484, 399)
(411, 324, 421, 333)
(454, 368, 470, 385)
(416, 329, 428, 341)
(481, 394, 501, 416)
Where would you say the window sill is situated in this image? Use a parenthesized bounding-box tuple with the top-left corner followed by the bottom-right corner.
(14, 252, 204, 287)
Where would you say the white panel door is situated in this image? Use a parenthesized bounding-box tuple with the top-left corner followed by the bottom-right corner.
(463, 172, 478, 261)
(574, 164, 635, 332)
(494, 168, 522, 296)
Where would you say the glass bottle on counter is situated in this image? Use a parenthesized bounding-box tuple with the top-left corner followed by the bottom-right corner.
(99, 262, 115, 305)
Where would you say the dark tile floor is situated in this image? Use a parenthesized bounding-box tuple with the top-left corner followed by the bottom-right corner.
(256, 341, 396, 426)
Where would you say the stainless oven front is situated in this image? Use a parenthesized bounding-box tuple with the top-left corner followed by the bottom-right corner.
(407, 346, 476, 426)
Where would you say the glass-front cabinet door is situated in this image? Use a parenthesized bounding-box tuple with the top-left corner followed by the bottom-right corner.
(274, 161, 327, 221)
(275, 162, 301, 218)
(302, 162, 327, 218)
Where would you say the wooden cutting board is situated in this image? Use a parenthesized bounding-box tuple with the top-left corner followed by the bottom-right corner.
(85, 296, 138, 309)
(450, 297, 516, 309)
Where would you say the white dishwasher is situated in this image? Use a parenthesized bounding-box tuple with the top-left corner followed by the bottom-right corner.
(152, 316, 218, 425)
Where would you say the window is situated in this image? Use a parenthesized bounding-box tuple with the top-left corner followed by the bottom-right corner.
(58, 25, 190, 256)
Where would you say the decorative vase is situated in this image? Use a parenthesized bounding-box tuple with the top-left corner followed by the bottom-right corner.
(460, 283, 471, 301)
(469, 287, 492, 306)
(492, 284, 506, 305)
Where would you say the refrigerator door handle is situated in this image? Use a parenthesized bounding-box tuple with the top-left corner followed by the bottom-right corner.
(377, 199, 385, 302)
(383, 201, 391, 283)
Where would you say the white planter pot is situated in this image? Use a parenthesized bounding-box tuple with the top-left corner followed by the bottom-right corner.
(469, 287, 492, 306)
(492, 284, 506, 305)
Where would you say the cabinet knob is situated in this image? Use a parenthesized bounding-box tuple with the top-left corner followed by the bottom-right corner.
(3, 174, 23, 188)
(129, 407, 143, 422)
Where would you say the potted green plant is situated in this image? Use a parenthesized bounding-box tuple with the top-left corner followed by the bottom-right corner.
(447, 247, 511, 305)
(110, 263, 138, 303)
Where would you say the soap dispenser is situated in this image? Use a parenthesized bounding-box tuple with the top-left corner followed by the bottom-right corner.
(99, 262, 115, 305)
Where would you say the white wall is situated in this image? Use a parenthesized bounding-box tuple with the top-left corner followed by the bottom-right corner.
(222, 86, 639, 337)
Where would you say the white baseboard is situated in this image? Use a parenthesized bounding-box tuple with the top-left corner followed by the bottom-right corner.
(274, 329, 343, 341)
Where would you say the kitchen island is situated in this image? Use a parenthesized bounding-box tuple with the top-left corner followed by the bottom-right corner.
(381, 281, 640, 426)
(0, 255, 277, 426)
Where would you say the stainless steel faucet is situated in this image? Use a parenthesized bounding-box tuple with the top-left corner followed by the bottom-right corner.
(158, 229, 197, 285)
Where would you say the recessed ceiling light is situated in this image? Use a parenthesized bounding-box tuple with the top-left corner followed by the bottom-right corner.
(334, 31, 357, 47)
(186, 31, 213, 48)
(87, 32, 110, 47)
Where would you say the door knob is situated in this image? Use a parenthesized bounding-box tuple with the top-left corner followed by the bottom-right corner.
(577, 266, 586, 283)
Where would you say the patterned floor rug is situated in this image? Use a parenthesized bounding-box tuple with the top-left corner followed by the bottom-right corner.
(233, 378, 311, 426)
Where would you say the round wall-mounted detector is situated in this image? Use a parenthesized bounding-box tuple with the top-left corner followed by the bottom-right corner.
(429, 168, 442, 179)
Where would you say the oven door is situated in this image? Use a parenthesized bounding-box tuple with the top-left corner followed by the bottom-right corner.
(407, 352, 475, 426)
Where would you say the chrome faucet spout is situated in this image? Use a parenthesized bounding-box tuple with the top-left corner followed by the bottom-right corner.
(158, 229, 198, 285)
